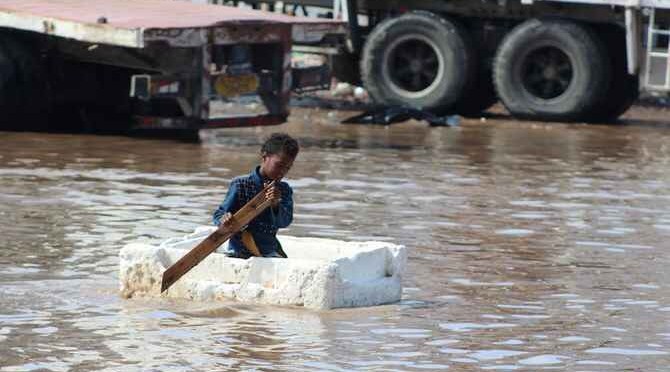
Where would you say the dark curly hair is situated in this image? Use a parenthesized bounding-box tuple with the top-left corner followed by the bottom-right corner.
(261, 133, 299, 159)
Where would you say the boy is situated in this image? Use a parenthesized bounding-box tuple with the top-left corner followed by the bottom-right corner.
(212, 133, 299, 258)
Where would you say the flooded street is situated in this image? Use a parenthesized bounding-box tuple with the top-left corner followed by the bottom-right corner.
(2, 107, 670, 371)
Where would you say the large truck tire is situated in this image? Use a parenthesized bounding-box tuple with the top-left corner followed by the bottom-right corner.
(584, 25, 639, 123)
(493, 19, 609, 122)
(361, 11, 473, 114)
(0, 34, 50, 130)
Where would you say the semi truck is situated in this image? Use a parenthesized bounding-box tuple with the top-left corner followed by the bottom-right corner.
(0, 0, 345, 134)
(238, 0, 670, 122)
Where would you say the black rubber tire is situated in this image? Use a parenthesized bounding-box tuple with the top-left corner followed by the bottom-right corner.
(584, 25, 639, 123)
(0, 34, 50, 130)
(493, 19, 609, 122)
(361, 11, 473, 114)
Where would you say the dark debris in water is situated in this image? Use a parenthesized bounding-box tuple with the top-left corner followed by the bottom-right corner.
(342, 106, 460, 127)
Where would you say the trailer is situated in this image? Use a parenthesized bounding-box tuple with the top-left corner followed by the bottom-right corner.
(0, 0, 345, 134)
(235, 0, 670, 122)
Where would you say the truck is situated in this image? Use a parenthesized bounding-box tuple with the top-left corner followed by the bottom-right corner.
(0, 0, 345, 135)
(236, 0, 670, 122)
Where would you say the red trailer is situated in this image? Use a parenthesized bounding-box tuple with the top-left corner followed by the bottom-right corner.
(0, 0, 345, 134)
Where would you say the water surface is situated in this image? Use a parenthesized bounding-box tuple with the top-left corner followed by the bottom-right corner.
(2, 108, 670, 371)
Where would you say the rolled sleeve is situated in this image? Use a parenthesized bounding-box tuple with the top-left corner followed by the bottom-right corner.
(212, 180, 240, 226)
(273, 185, 293, 228)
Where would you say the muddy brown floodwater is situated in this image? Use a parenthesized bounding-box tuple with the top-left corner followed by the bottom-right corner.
(2, 106, 670, 371)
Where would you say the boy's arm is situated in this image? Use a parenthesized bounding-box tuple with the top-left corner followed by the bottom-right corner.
(212, 180, 240, 226)
(273, 185, 293, 228)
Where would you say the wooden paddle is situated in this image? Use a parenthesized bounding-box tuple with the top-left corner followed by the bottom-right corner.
(160, 181, 276, 293)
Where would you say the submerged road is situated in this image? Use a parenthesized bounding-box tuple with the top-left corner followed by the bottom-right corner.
(1, 106, 670, 371)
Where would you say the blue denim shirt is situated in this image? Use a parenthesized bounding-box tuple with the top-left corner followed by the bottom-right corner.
(212, 166, 293, 257)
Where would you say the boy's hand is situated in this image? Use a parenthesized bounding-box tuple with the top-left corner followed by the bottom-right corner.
(219, 212, 235, 230)
(265, 183, 281, 207)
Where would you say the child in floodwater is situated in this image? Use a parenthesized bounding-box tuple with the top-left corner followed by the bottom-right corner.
(212, 132, 299, 259)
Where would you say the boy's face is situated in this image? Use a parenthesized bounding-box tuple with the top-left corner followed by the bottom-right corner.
(261, 152, 294, 181)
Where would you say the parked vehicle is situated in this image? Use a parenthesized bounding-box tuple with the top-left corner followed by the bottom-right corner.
(241, 0, 670, 122)
(0, 0, 345, 134)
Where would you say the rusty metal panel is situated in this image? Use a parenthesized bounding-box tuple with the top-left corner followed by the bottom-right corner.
(143, 23, 289, 47)
(292, 22, 347, 44)
(0, 5, 142, 47)
(0, 0, 345, 48)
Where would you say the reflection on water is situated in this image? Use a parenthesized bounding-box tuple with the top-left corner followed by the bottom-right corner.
(2, 108, 670, 370)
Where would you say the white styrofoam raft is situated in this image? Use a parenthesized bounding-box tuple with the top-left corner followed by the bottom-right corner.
(119, 226, 407, 310)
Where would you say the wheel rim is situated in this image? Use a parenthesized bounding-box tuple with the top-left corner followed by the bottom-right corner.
(382, 34, 445, 98)
(521, 46, 573, 100)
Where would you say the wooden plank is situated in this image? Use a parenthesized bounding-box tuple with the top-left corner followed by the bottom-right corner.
(160, 181, 275, 293)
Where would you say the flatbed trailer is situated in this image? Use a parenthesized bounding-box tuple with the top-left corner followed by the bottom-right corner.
(0, 0, 345, 133)
(239, 0, 670, 122)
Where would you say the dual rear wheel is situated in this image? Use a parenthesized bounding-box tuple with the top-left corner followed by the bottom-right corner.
(493, 18, 637, 122)
(360, 13, 637, 122)
(361, 11, 476, 115)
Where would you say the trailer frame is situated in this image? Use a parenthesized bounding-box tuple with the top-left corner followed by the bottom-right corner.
(0, 0, 346, 132)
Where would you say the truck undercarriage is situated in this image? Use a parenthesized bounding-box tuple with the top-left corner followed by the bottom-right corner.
(237, 0, 670, 122)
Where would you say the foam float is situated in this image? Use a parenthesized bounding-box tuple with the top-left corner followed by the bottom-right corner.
(119, 226, 407, 310)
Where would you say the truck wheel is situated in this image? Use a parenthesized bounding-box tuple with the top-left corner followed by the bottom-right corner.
(493, 19, 608, 121)
(361, 11, 473, 114)
(584, 25, 638, 123)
